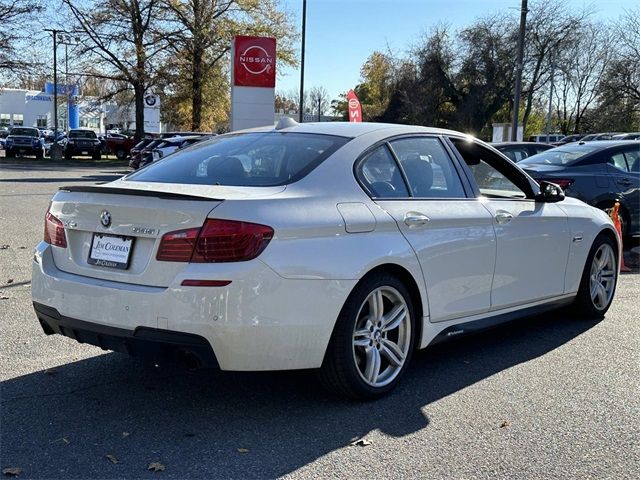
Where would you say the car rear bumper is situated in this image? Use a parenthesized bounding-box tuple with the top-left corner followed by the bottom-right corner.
(31, 242, 356, 371)
(33, 302, 219, 369)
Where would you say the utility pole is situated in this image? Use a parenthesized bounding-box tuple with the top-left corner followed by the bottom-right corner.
(318, 95, 321, 122)
(45, 28, 63, 160)
(545, 54, 555, 143)
(511, 0, 528, 141)
(298, 0, 307, 123)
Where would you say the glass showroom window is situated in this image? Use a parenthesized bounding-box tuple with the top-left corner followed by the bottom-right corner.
(12, 114, 24, 126)
(0, 113, 10, 127)
(36, 115, 48, 128)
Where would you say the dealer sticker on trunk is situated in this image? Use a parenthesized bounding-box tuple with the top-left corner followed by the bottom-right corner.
(88, 234, 134, 269)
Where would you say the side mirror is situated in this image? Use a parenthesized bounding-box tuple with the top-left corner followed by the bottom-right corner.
(535, 180, 565, 203)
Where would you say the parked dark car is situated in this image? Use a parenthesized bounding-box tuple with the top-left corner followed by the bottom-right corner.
(138, 136, 208, 169)
(580, 132, 622, 142)
(4, 127, 45, 158)
(612, 132, 640, 140)
(552, 134, 584, 146)
(128, 138, 157, 169)
(64, 129, 102, 160)
(492, 142, 554, 162)
(130, 138, 163, 170)
(520, 141, 640, 237)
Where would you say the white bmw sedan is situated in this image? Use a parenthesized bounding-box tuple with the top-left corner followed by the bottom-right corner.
(32, 122, 620, 399)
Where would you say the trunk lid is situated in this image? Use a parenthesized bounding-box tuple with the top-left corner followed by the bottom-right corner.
(48, 181, 285, 287)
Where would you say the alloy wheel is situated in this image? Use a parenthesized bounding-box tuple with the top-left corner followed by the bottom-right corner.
(589, 243, 617, 310)
(352, 286, 411, 388)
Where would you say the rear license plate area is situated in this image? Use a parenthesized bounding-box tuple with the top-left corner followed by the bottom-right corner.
(88, 233, 134, 269)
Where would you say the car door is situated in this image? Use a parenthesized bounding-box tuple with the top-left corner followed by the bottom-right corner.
(606, 145, 640, 234)
(448, 138, 571, 310)
(357, 137, 496, 323)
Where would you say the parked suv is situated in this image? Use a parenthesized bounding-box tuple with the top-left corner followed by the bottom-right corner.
(5, 127, 45, 158)
(65, 129, 102, 160)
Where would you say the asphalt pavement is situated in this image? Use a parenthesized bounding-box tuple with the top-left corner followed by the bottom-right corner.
(1, 159, 639, 479)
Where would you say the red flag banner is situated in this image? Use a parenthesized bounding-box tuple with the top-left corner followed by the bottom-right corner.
(347, 89, 362, 122)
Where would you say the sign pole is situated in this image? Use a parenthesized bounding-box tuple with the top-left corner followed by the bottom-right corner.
(299, 0, 307, 122)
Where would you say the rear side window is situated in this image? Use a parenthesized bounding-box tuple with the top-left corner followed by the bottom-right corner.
(389, 137, 466, 198)
(609, 152, 628, 171)
(358, 145, 409, 198)
(127, 132, 349, 186)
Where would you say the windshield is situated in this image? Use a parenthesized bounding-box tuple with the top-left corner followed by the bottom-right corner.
(519, 145, 600, 166)
(69, 130, 97, 139)
(10, 128, 39, 137)
(127, 132, 350, 187)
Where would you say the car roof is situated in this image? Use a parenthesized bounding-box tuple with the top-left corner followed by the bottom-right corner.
(237, 121, 467, 139)
(492, 142, 552, 147)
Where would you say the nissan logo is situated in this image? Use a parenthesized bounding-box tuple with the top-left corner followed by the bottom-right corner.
(100, 210, 111, 227)
(239, 45, 273, 75)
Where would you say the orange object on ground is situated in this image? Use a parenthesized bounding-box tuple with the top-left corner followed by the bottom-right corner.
(609, 202, 631, 272)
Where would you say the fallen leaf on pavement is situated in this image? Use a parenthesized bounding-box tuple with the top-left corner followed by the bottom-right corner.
(237, 448, 249, 453)
(105, 454, 120, 464)
(6, 279, 13, 284)
(18, 247, 26, 249)
(0, 296, 9, 300)
(147, 462, 165, 472)
(2, 467, 22, 476)
(349, 438, 372, 447)
(0, 245, 9, 250)
(499, 420, 511, 428)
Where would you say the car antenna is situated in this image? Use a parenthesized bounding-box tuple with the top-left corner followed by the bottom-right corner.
(275, 117, 298, 130)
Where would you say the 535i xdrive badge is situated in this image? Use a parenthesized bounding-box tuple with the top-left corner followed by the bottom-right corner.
(32, 121, 620, 399)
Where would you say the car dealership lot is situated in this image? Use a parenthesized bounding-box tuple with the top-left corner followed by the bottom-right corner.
(1, 160, 639, 479)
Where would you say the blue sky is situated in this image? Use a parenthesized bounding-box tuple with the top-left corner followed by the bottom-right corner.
(277, 0, 631, 102)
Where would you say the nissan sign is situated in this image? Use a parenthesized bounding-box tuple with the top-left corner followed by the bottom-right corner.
(233, 36, 276, 88)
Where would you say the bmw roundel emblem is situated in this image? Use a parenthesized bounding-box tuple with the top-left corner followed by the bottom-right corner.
(100, 210, 111, 227)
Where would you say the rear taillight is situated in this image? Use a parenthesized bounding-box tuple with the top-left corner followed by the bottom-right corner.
(44, 211, 67, 248)
(542, 178, 574, 190)
(156, 219, 273, 263)
(156, 227, 200, 262)
(192, 219, 274, 263)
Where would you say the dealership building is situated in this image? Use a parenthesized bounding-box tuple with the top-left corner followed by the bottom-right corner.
(0, 84, 161, 133)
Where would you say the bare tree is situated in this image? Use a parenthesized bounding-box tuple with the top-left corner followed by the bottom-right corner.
(554, 22, 613, 133)
(62, 0, 169, 140)
(308, 86, 329, 120)
(520, 0, 588, 131)
(0, 0, 44, 78)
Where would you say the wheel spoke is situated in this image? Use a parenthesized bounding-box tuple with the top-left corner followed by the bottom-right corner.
(595, 282, 607, 307)
(353, 328, 371, 348)
(590, 280, 599, 301)
(380, 338, 405, 367)
(364, 347, 381, 384)
(381, 304, 406, 332)
(601, 269, 615, 279)
(368, 289, 384, 322)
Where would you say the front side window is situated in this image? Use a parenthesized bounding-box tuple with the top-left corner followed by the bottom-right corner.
(128, 132, 349, 187)
(389, 137, 466, 198)
(608, 152, 629, 172)
(450, 138, 529, 199)
(358, 145, 409, 198)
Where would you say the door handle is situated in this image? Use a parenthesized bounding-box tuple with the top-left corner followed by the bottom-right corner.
(495, 211, 513, 224)
(618, 178, 632, 186)
(404, 212, 430, 227)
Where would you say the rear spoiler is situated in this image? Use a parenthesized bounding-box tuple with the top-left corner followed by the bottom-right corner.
(58, 185, 219, 201)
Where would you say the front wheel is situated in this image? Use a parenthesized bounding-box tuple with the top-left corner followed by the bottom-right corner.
(115, 148, 126, 160)
(574, 234, 619, 318)
(319, 273, 416, 399)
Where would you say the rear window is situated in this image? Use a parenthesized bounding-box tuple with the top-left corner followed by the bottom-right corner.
(69, 130, 97, 139)
(519, 145, 600, 166)
(126, 132, 350, 186)
(10, 128, 39, 137)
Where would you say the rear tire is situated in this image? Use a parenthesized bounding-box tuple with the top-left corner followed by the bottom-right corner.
(573, 233, 618, 319)
(115, 148, 126, 160)
(319, 272, 416, 400)
(64, 151, 72, 160)
(92, 152, 101, 160)
(35, 149, 43, 159)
